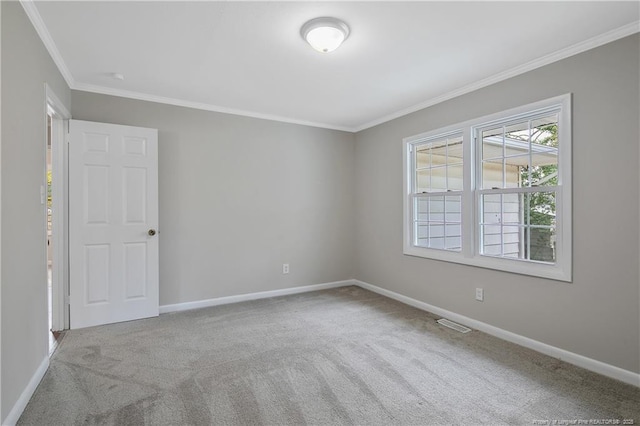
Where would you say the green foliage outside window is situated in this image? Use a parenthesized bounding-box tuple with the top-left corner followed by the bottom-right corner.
(509, 123, 558, 227)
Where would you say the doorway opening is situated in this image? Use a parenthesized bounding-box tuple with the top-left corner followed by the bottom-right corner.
(47, 113, 55, 352)
(46, 85, 71, 354)
(46, 111, 62, 354)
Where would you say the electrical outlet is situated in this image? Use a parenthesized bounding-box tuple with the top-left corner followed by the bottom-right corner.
(282, 263, 289, 274)
(475, 288, 484, 302)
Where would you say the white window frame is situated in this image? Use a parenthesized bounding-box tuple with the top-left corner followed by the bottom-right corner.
(403, 94, 572, 282)
(409, 130, 465, 252)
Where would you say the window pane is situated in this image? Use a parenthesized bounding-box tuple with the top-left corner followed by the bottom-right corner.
(412, 133, 464, 193)
(531, 114, 558, 149)
(415, 144, 432, 169)
(429, 141, 447, 159)
(447, 137, 464, 165)
(416, 169, 430, 193)
(429, 223, 445, 238)
(530, 149, 558, 166)
(504, 120, 530, 142)
(483, 115, 561, 191)
(504, 154, 529, 168)
(446, 237, 462, 251)
(481, 225, 502, 256)
(502, 193, 521, 224)
(416, 198, 429, 221)
(445, 222, 462, 251)
(528, 192, 556, 227)
(482, 159, 503, 189)
(481, 194, 526, 260)
(481, 225, 526, 259)
(481, 194, 525, 227)
(504, 154, 528, 188)
(527, 190, 556, 263)
(448, 163, 464, 190)
(429, 223, 445, 249)
(416, 224, 429, 248)
(530, 153, 558, 187)
(481, 193, 501, 224)
(529, 227, 556, 262)
(412, 195, 462, 252)
(482, 127, 503, 160)
(445, 195, 461, 212)
(480, 191, 557, 263)
(429, 196, 444, 221)
(431, 167, 447, 192)
(502, 225, 523, 259)
(445, 196, 461, 222)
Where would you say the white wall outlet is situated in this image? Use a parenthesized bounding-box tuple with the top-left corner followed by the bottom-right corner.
(475, 288, 484, 301)
(282, 263, 289, 274)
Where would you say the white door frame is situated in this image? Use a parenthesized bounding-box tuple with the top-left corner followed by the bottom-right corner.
(45, 84, 70, 331)
(1, 3, 3, 411)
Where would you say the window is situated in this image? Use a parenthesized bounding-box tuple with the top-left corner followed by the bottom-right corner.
(403, 94, 572, 281)
(412, 132, 463, 251)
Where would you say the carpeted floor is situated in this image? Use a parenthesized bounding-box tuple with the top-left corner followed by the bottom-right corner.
(18, 286, 640, 425)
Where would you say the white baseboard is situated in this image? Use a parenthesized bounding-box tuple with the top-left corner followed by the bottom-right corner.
(353, 279, 640, 388)
(2, 356, 49, 426)
(5, 278, 637, 426)
(160, 280, 353, 314)
(160, 278, 639, 387)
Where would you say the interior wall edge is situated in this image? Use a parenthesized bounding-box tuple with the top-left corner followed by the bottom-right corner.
(1, 2, 72, 421)
(0, 0, 3, 420)
(1, 355, 48, 426)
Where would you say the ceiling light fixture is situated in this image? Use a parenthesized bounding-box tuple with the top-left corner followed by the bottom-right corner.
(300, 17, 350, 53)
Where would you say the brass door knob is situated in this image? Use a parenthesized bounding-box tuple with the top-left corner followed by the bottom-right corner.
(148, 229, 157, 236)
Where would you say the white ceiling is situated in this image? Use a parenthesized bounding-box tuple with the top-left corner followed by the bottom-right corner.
(27, 1, 640, 132)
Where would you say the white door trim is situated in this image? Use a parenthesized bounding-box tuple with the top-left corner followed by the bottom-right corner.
(45, 84, 70, 332)
(0, 4, 3, 415)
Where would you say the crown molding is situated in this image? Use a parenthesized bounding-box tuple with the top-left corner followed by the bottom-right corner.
(20, 0, 76, 89)
(353, 20, 640, 132)
(20, 0, 638, 134)
(72, 82, 354, 132)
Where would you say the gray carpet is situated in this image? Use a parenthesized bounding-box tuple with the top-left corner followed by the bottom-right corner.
(18, 286, 640, 425)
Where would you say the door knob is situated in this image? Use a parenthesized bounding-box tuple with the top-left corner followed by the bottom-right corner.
(148, 229, 157, 236)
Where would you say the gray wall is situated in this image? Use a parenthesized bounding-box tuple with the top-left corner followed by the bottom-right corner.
(71, 92, 355, 306)
(1, 3, 637, 421)
(354, 34, 640, 373)
(1, 2, 71, 420)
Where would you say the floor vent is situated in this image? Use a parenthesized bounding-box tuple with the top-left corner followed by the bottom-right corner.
(437, 318, 471, 333)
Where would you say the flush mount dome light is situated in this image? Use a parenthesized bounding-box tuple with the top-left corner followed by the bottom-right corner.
(300, 17, 350, 53)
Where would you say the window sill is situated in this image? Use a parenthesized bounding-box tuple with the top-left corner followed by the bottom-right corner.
(403, 245, 572, 282)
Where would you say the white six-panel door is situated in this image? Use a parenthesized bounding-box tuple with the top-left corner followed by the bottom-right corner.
(69, 120, 159, 329)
